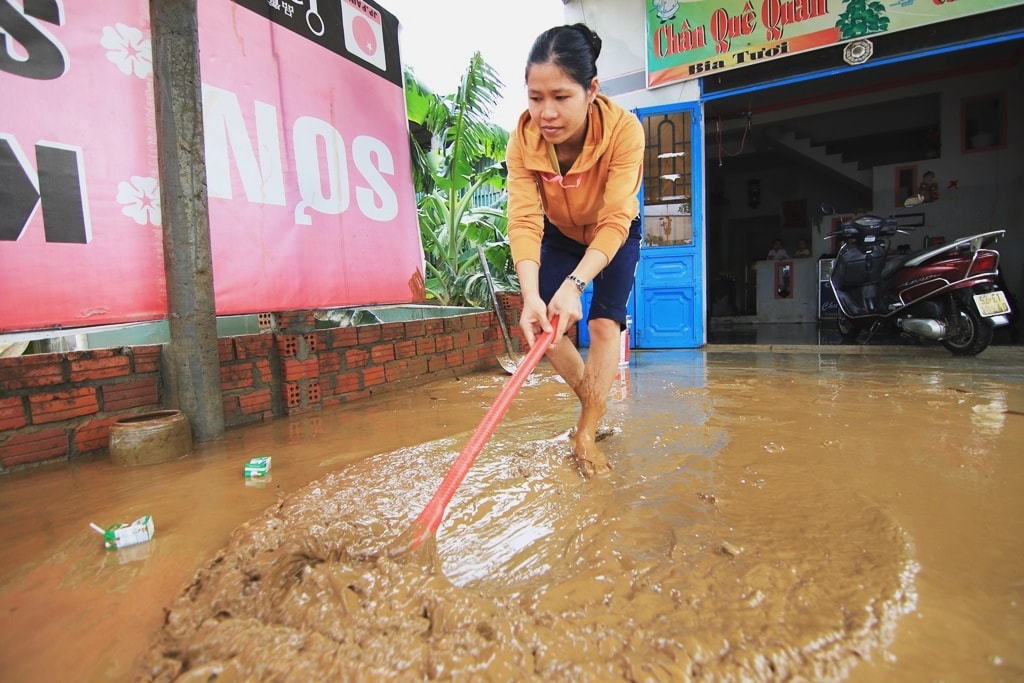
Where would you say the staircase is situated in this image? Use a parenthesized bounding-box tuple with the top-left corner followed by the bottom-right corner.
(766, 128, 872, 191)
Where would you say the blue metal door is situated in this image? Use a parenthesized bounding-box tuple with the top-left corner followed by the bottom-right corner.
(634, 104, 704, 348)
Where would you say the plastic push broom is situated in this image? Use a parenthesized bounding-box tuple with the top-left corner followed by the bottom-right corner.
(388, 317, 558, 557)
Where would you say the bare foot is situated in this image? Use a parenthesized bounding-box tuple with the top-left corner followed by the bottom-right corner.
(566, 372, 612, 478)
(573, 430, 612, 478)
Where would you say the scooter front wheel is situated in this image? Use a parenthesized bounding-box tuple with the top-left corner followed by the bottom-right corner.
(836, 313, 861, 342)
(941, 297, 993, 355)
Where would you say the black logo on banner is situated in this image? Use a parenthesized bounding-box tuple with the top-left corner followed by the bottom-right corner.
(0, 136, 90, 244)
(0, 0, 68, 79)
(231, 0, 401, 86)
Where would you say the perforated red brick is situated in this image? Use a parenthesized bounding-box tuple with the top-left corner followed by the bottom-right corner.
(285, 383, 302, 408)
(308, 380, 321, 403)
(278, 335, 299, 357)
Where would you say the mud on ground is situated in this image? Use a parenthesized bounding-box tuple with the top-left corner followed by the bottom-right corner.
(137, 366, 920, 682)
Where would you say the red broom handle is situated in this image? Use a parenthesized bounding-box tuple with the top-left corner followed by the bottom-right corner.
(395, 317, 558, 553)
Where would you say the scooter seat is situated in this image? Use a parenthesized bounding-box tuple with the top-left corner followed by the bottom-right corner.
(880, 254, 913, 281)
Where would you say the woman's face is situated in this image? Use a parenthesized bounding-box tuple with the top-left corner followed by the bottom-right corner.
(526, 61, 597, 148)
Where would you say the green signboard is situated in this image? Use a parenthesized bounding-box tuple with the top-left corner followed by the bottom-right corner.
(646, 0, 1023, 88)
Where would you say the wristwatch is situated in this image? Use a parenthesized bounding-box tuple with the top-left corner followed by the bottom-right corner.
(565, 275, 587, 293)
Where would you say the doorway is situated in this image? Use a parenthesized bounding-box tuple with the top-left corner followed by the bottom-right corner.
(727, 215, 780, 315)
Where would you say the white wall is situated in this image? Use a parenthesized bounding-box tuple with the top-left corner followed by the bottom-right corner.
(563, 1, 647, 81)
(562, 0, 705, 108)
(872, 60, 1023, 299)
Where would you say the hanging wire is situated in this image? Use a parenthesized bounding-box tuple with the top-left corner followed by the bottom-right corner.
(715, 103, 752, 166)
(716, 94, 757, 165)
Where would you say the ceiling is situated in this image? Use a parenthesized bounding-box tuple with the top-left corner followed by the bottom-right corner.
(702, 37, 1023, 175)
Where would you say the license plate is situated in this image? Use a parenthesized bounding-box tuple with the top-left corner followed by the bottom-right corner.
(973, 291, 1010, 317)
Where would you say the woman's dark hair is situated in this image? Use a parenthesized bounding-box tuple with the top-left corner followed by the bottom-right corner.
(526, 23, 602, 88)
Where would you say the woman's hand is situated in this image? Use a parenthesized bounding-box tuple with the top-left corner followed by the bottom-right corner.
(545, 249, 608, 345)
(519, 282, 581, 349)
(515, 260, 550, 349)
(546, 282, 583, 346)
(518, 294, 552, 349)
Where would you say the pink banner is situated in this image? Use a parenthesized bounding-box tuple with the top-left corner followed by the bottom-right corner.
(0, 1, 166, 333)
(0, 0, 424, 334)
(197, 0, 423, 315)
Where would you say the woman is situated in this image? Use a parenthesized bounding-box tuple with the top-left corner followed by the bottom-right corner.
(505, 24, 644, 477)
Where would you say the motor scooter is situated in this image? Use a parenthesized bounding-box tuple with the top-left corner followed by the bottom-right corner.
(822, 195, 1011, 355)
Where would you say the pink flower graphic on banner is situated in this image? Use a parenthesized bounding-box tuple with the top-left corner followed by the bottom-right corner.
(101, 23, 152, 78)
(117, 176, 161, 226)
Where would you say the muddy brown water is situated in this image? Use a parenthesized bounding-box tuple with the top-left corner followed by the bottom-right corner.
(0, 347, 1021, 682)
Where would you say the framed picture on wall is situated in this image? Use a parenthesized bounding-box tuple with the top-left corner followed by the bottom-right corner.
(781, 198, 807, 228)
(962, 92, 1007, 152)
(895, 165, 917, 207)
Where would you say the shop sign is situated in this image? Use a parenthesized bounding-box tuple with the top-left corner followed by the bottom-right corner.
(646, 0, 1024, 88)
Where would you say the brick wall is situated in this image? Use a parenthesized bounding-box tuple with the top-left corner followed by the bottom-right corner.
(0, 300, 555, 475)
(0, 347, 162, 471)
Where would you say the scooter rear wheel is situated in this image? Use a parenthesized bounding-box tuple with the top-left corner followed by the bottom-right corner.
(941, 298, 993, 355)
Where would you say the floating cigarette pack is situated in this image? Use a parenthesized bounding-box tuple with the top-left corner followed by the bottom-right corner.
(91, 515, 154, 550)
(244, 456, 272, 478)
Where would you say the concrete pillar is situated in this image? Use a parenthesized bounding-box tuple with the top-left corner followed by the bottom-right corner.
(149, 0, 224, 441)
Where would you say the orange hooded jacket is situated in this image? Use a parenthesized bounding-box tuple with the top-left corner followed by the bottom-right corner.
(505, 93, 644, 267)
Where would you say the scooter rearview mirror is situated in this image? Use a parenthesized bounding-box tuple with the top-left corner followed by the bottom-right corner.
(904, 194, 925, 208)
